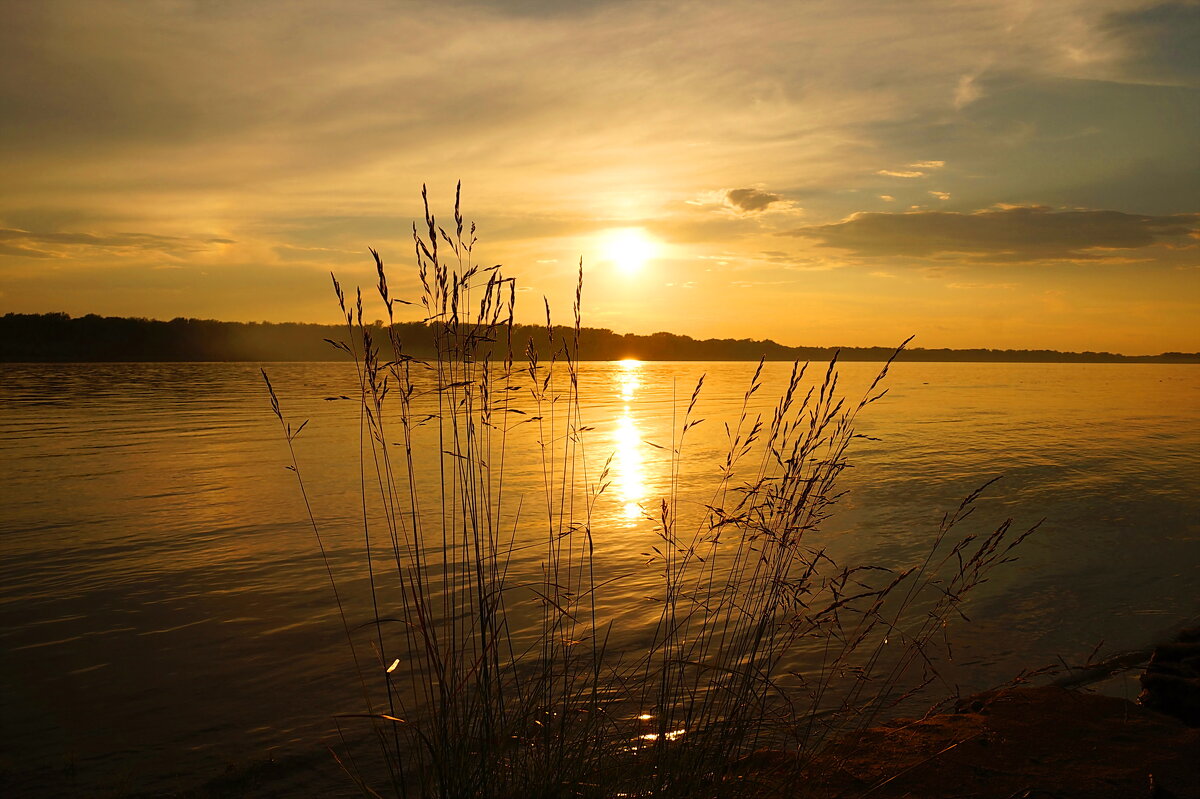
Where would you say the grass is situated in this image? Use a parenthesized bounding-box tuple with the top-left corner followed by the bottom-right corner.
(262, 184, 1037, 798)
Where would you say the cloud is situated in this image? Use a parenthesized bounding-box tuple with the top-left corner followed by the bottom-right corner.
(729, 277, 799, 288)
(724, 187, 784, 214)
(954, 73, 983, 107)
(1102, 2, 1200, 85)
(0, 227, 230, 258)
(272, 244, 361, 264)
(788, 205, 1200, 261)
(687, 187, 799, 221)
(929, 191, 951, 200)
(947, 281, 1017, 290)
(0, 242, 55, 259)
(877, 161, 941, 180)
(461, 0, 634, 18)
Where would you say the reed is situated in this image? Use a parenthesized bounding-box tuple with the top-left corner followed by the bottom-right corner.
(263, 185, 1036, 798)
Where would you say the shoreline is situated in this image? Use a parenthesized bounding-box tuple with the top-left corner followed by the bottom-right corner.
(788, 684, 1200, 799)
(778, 626, 1200, 798)
(3, 313, 1197, 363)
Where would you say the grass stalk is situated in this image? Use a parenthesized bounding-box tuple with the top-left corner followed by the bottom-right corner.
(264, 186, 1036, 798)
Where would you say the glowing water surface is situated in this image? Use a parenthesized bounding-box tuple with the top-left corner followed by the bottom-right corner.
(1, 360, 1197, 796)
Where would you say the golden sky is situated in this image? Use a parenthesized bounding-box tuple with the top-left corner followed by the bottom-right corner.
(2, 0, 1198, 354)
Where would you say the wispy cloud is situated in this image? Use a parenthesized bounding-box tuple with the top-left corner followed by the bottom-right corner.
(947, 281, 1017, 290)
(0, 227, 232, 258)
(954, 73, 983, 108)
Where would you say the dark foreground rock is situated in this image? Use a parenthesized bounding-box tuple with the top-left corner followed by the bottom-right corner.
(782, 686, 1200, 799)
(1140, 625, 1200, 727)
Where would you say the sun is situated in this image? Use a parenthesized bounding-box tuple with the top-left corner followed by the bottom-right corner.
(601, 228, 658, 276)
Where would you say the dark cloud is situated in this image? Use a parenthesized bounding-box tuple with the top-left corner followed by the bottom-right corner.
(461, 0, 632, 18)
(788, 206, 1200, 261)
(1104, 2, 1200, 85)
(856, 72, 1200, 216)
(725, 188, 783, 213)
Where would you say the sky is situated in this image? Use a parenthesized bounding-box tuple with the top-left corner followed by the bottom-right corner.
(1, 0, 1197, 354)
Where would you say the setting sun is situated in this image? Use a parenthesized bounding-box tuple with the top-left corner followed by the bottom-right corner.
(601, 228, 658, 276)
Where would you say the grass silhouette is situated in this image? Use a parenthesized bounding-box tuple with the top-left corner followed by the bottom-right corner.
(263, 184, 1036, 798)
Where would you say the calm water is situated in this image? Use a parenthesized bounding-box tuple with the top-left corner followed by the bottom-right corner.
(2, 360, 1198, 796)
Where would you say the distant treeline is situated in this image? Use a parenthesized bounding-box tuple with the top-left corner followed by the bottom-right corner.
(2, 312, 1197, 364)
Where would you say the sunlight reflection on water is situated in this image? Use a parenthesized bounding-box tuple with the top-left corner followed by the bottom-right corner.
(614, 359, 647, 521)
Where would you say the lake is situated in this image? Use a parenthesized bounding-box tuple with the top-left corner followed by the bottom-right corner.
(2, 360, 1198, 796)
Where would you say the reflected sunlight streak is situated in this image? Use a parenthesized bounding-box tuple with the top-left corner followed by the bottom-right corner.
(614, 360, 646, 521)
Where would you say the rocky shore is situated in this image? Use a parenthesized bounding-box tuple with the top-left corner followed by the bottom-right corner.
(788, 685, 1198, 799)
(772, 627, 1200, 799)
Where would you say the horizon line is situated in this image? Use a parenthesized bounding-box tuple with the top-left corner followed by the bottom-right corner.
(4, 310, 1197, 360)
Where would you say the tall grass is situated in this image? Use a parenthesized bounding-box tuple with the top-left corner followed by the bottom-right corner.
(263, 185, 1036, 798)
